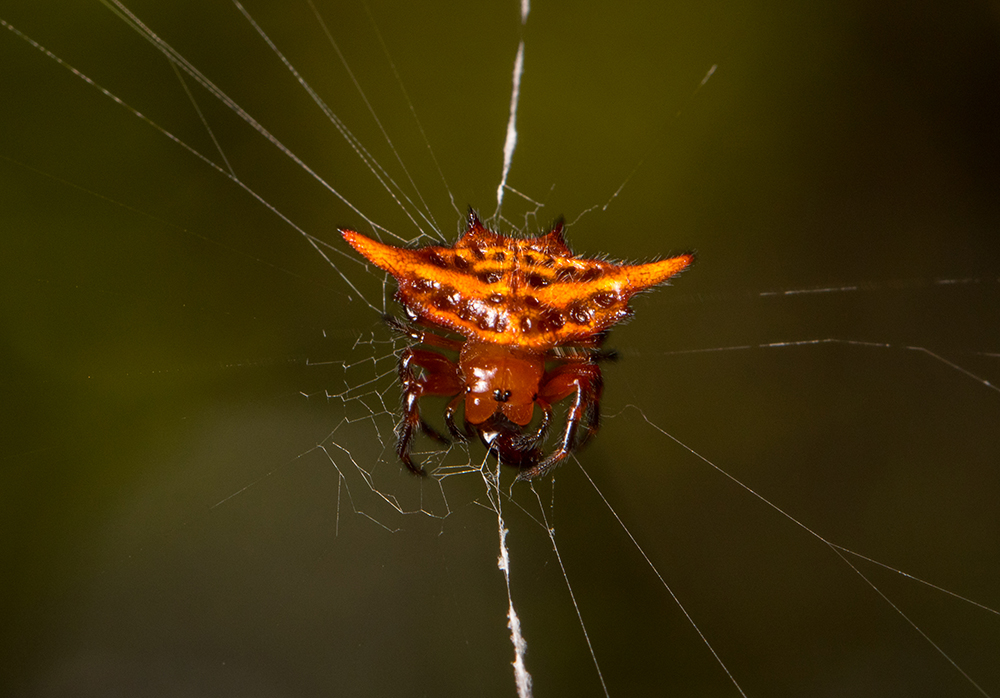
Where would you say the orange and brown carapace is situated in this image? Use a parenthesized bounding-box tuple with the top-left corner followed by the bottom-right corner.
(342, 211, 693, 480)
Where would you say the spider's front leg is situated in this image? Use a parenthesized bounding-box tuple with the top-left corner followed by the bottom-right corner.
(516, 361, 603, 481)
(396, 347, 463, 476)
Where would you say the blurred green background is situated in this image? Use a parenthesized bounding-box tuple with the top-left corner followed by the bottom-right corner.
(2, 0, 999, 696)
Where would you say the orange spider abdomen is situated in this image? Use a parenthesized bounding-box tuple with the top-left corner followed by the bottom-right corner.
(341, 212, 693, 352)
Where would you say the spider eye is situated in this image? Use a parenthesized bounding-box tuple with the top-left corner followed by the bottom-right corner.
(493, 388, 512, 403)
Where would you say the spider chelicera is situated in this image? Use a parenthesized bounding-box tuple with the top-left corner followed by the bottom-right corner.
(342, 211, 692, 480)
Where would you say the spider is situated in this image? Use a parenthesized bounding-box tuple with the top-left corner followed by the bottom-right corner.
(342, 211, 693, 480)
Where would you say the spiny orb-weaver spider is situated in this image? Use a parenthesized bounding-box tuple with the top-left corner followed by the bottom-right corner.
(342, 211, 693, 480)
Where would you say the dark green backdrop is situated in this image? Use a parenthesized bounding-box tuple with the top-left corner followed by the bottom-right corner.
(2, 1, 999, 696)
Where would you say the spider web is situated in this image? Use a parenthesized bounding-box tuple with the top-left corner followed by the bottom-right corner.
(2, 1, 999, 696)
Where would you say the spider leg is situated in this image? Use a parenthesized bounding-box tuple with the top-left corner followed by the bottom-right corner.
(516, 363, 603, 481)
(397, 347, 463, 475)
(385, 315, 464, 351)
(575, 388, 601, 450)
(419, 419, 449, 444)
(523, 398, 552, 448)
(444, 392, 468, 442)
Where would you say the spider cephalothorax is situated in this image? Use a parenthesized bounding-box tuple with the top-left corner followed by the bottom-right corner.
(342, 211, 692, 480)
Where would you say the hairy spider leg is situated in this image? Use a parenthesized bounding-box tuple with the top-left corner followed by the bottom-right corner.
(385, 315, 464, 352)
(396, 347, 463, 476)
(387, 316, 472, 446)
(444, 392, 471, 441)
(516, 361, 604, 480)
(526, 400, 552, 446)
